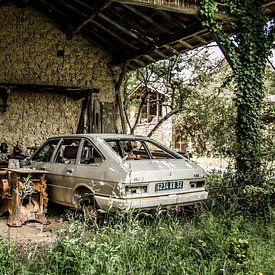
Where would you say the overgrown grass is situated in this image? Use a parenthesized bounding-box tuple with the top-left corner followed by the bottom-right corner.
(1, 208, 274, 275)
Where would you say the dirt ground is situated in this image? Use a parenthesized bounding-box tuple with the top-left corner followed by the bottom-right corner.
(0, 205, 65, 244)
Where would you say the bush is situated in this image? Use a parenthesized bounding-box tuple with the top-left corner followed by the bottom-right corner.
(205, 169, 275, 218)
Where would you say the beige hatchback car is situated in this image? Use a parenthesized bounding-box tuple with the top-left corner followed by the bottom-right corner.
(30, 134, 208, 220)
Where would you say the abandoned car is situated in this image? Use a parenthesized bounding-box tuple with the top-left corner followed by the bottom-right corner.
(29, 134, 208, 218)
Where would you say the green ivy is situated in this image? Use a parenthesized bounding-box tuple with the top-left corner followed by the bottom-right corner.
(199, 0, 275, 182)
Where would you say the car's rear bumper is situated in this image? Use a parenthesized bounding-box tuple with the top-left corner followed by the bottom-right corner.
(94, 191, 208, 211)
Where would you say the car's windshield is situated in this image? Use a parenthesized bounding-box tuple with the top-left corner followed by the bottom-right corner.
(103, 138, 182, 160)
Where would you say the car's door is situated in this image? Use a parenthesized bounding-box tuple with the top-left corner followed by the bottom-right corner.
(46, 138, 81, 206)
(31, 138, 61, 172)
(75, 138, 115, 196)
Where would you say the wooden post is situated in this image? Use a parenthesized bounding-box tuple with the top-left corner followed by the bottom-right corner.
(147, 94, 150, 122)
(156, 92, 160, 122)
(115, 62, 128, 133)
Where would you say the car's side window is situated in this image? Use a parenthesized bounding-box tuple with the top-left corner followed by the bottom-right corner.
(54, 139, 81, 164)
(80, 140, 104, 165)
(31, 139, 59, 162)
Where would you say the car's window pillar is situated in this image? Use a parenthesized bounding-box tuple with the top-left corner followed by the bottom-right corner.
(31, 138, 61, 163)
(53, 138, 81, 164)
(79, 138, 105, 165)
(141, 141, 153, 159)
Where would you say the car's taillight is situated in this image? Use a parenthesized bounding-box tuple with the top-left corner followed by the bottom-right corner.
(190, 181, 205, 188)
(125, 185, 148, 196)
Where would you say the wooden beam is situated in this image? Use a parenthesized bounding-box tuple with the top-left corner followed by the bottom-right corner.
(194, 34, 208, 44)
(112, 0, 231, 21)
(144, 54, 156, 62)
(71, 0, 93, 11)
(82, 28, 117, 51)
(52, 0, 86, 17)
(0, 0, 15, 7)
(0, 82, 99, 100)
(178, 39, 194, 49)
(163, 44, 179, 55)
(90, 20, 139, 50)
(156, 9, 186, 29)
(70, 1, 112, 36)
(120, 2, 172, 34)
(112, 0, 200, 15)
(114, 22, 204, 64)
(38, 0, 68, 19)
(98, 13, 154, 46)
(154, 49, 168, 58)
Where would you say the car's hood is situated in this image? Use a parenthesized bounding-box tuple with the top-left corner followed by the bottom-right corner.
(123, 159, 205, 183)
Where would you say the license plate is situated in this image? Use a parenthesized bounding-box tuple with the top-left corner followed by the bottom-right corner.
(155, 181, 183, 191)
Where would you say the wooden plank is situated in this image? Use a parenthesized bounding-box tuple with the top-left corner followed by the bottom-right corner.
(98, 13, 152, 46)
(112, 0, 232, 21)
(114, 22, 204, 64)
(178, 39, 193, 49)
(163, 44, 179, 55)
(90, 20, 139, 50)
(120, 2, 172, 34)
(101, 102, 117, 133)
(70, 1, 112, 36)
(54, 0, 87, 17)
(156, 9, 186, 29)
(194, 34, 208, 44)
(112, 0, 200, 15)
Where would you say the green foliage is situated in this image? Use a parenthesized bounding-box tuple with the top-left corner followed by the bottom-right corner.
(124, 47, 222, 136)
(200, 0, 275, 177)
(1, 210, 274, 274)
(175, 60, 236, 156)
(0, 237, 17, 274)
(227, 238, 249, 265)
(206, 169, 275, 217)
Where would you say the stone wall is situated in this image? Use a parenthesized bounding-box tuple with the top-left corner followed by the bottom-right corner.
(128, 106, 173, 147)
(0, 5, 119, 155)
(133, 120, 173, 148)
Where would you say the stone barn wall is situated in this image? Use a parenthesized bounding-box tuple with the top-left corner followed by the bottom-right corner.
(0, 5, 119, 155)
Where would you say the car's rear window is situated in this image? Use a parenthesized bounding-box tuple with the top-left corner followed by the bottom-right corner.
(104, 139, 181, 160)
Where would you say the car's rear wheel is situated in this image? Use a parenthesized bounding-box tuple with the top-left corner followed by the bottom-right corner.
(74, 189, 99, 226)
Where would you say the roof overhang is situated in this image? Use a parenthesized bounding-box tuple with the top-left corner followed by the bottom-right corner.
(1, 0, 275, 69)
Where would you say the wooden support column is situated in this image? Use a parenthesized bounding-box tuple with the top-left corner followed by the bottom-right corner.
(147, 94, 150, 123)
(156, 92, 160, 122)
(115, 62, 128, 133)
(212, 33, 235, 72)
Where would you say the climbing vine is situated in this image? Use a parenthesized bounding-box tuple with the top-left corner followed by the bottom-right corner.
(199, 0, 275, 183)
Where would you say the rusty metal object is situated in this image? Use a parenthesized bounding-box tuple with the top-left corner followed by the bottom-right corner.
(1, 179, 10, 198)
(0, 168, 48, 227)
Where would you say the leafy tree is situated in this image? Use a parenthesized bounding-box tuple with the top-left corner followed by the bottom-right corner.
(200, 0, 275, 183)
(123, 46, 223, 137)
(175, 60, 236, 157)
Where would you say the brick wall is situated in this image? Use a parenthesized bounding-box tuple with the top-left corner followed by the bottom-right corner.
(0, 5, 119, 155)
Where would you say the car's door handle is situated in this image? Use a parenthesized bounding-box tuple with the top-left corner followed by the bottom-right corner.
(66, 168, 74, 173)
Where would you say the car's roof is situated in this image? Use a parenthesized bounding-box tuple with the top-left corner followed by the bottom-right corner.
(48, 133, 149, 140)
